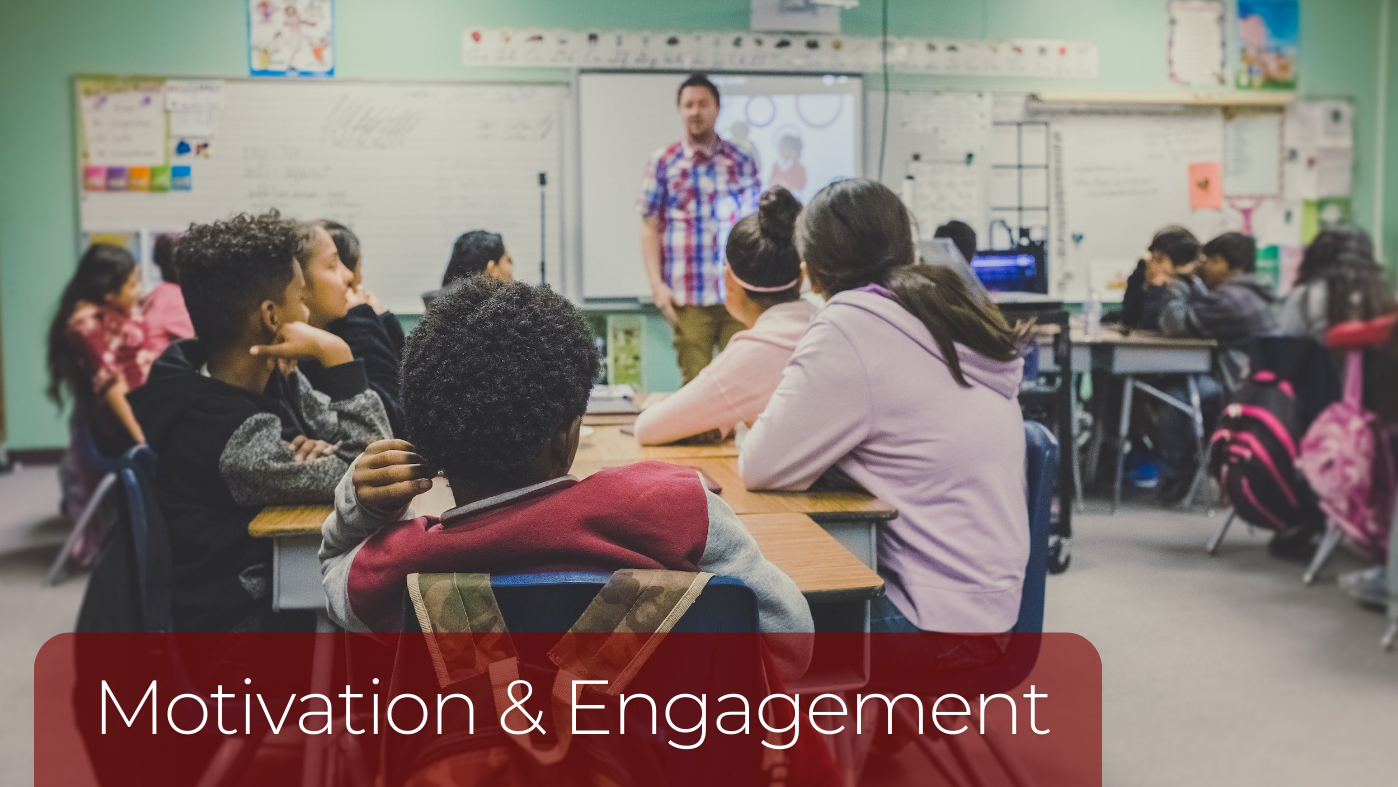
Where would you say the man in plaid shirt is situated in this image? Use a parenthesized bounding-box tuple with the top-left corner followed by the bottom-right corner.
(639, 74, 761, 384)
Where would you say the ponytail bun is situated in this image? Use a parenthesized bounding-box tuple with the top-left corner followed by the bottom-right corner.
(757, 187, 801, 244)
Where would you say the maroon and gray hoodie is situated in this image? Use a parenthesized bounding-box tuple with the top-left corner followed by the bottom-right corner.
(319, 460, 813, 677)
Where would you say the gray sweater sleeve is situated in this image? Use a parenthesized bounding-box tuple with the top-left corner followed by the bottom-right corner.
(219, 363, 391, 507)
(286, 366, 393, 461)
(696, 484, 814, 680)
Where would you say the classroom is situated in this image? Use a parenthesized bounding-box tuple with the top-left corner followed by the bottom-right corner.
(3, 0, 1397, 785)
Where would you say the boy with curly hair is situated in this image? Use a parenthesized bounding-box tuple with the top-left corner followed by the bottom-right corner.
(319, 277, 812, 676)
(128, 211, 391, 632)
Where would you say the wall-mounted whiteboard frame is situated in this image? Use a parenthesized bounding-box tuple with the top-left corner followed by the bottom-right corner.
(75, 76, 571, 314)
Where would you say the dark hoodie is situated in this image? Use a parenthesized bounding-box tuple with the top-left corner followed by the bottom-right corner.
(299, 304, 406, 437)
(1160, 273, 1278, 391)
(127, 339, 391, 632)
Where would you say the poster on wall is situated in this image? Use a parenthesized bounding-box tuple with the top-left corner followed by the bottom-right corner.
(1236, 0, 1298, 90)
(248, 0, 335, 77)
(1167, 0, 1226, 86)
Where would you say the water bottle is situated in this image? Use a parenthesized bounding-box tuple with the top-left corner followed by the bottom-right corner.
(1083, 289, 1103, 340)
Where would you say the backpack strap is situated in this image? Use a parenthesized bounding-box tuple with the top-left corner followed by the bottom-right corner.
(407, 572, 516, 688)
(549, 569, 713, 694)
(1343, 348, 1364, 406)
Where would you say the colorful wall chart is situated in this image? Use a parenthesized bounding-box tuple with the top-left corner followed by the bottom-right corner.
(249, 0, 335, 77)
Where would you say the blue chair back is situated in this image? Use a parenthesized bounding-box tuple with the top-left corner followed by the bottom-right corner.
(1016, 419, 1058, 635)
(116, 445, 174, 633)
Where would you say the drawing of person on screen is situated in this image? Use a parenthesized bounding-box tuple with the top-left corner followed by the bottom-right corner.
(639, 73, 761, 385)
(768, 134, 807, 198)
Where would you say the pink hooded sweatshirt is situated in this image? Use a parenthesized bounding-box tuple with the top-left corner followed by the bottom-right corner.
(740, 285, 1028, 633)
(634, 300, 817, 445)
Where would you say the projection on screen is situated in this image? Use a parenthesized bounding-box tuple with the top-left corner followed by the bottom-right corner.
(578, 73, 862, 300)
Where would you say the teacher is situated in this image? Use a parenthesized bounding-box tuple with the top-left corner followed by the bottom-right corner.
(638, 73, 762, 384)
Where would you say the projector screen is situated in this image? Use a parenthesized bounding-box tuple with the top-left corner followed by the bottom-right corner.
(578, 72, 863, 300)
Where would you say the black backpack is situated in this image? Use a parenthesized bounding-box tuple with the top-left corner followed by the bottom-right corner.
(1208, 369, 1322, 531)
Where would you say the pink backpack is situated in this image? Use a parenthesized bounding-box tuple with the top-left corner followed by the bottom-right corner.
(1297, 351, 1396, 559)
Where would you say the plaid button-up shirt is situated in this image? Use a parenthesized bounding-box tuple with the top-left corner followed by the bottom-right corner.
(638, 137, 761, 306)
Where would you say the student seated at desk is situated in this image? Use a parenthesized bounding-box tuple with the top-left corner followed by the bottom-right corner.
(317, 219, 408, 355)
(1119, 226, 1201, 331)
(634, 187, 816, 445)
(1278, 227, 1394, 341)
(141, 233, 194, 356)
(739, 179, 1029, 651)
(294, 221, 407, 437)
(421, 229, 514, 308)
(1152, 232, 1278, 502)
(128, 212, 391, 632)
(319, 277, 813, 677)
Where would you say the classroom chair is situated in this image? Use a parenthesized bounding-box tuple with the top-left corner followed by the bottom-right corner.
(71, 445, 277, 787)
(45, 416, 125, 586)
(367, 572, 767, 787)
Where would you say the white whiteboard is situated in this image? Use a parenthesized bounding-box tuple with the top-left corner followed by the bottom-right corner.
(1051, 110, 1226, 301)
(578, 72, 862, 301)
(79, 80, 567, 313)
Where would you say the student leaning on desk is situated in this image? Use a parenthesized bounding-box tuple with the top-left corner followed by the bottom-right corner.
(740, 178, 1029, 669)
(319, 276, 813, 679)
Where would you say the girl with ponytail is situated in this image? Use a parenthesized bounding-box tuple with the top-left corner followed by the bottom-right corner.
(741, 178, 1032, 641)
(634, 187, 817, 445)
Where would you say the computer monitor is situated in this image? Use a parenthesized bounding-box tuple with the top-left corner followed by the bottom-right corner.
(971, 245, 1048, 294)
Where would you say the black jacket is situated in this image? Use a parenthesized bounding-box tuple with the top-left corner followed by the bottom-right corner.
(128, 339, 390, 631)
(301, 304, 406, 437)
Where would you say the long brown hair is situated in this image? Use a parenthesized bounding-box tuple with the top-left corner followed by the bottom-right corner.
(46, 244, 138, 406)
(796, 178, 1027, 387)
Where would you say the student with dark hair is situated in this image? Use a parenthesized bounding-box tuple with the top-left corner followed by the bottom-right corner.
(1120, 226, 1202, 330)
(635, 187, 815, 445)
(1338, 325, 1398, 606)
(47, 244, 153, 519)
(422, 230, 514, 307)
(142, 234, 194, 355)
(299, 220, 407, 437)
(1151, 231, 1277, 502)
(740, 178, 1030, 649)
(314, 219, 407, 353)
(933, 219, 978, 266)
(318, 277, 812, 676)
(1279, 227, 1394, 339)
(640, 72, 762, 384)
(128, 211, 390, 632)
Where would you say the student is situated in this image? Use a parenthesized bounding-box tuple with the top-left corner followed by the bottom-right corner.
(633, 187, 815, 445)
(295, 222, 406, 437)
(739, 178, 1030, 648)
(422, 229, 514, 307)
(1278, 227, 1394, 339)
(141, 234, 194, 355)
(316, 219, 407, 355)
(127, 212, 391, 632)
(47, 244, 153, 519)
(1153, 232, 1277, 502)
(933, 219, 978, 266)
(319, 277, 812, 676)
(1119, 226, 1202, 330)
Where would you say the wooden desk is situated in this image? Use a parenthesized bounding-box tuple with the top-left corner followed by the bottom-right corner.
(576, 424, 738, 463)
(251, 489, 882, 610)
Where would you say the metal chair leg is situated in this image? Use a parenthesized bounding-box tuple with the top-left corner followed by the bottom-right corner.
(1383, 621, 1397, 652)
(1070, 373, 1085, 512)
(1113, 377, 1135, 513)
(1303, 524, 1344, 585)
(1207, 511, 1236, 556)
(45, 471, 119, 586)
(1181, 375, 1208, 509)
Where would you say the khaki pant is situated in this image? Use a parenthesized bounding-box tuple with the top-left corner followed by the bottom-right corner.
(671, 304, 745, 384)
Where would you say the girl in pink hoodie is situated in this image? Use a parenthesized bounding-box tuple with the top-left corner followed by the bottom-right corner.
(634, 187, 817, 445)
(741, 179, 1031, 639)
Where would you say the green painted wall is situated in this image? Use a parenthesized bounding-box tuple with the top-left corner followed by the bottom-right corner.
(0, 0, 1389, 449)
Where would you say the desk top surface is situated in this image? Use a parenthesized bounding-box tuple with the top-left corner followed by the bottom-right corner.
(577, 424, 738, 462)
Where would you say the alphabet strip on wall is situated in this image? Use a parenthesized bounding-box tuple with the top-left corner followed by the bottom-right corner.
(462, 29, 1099, 79)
